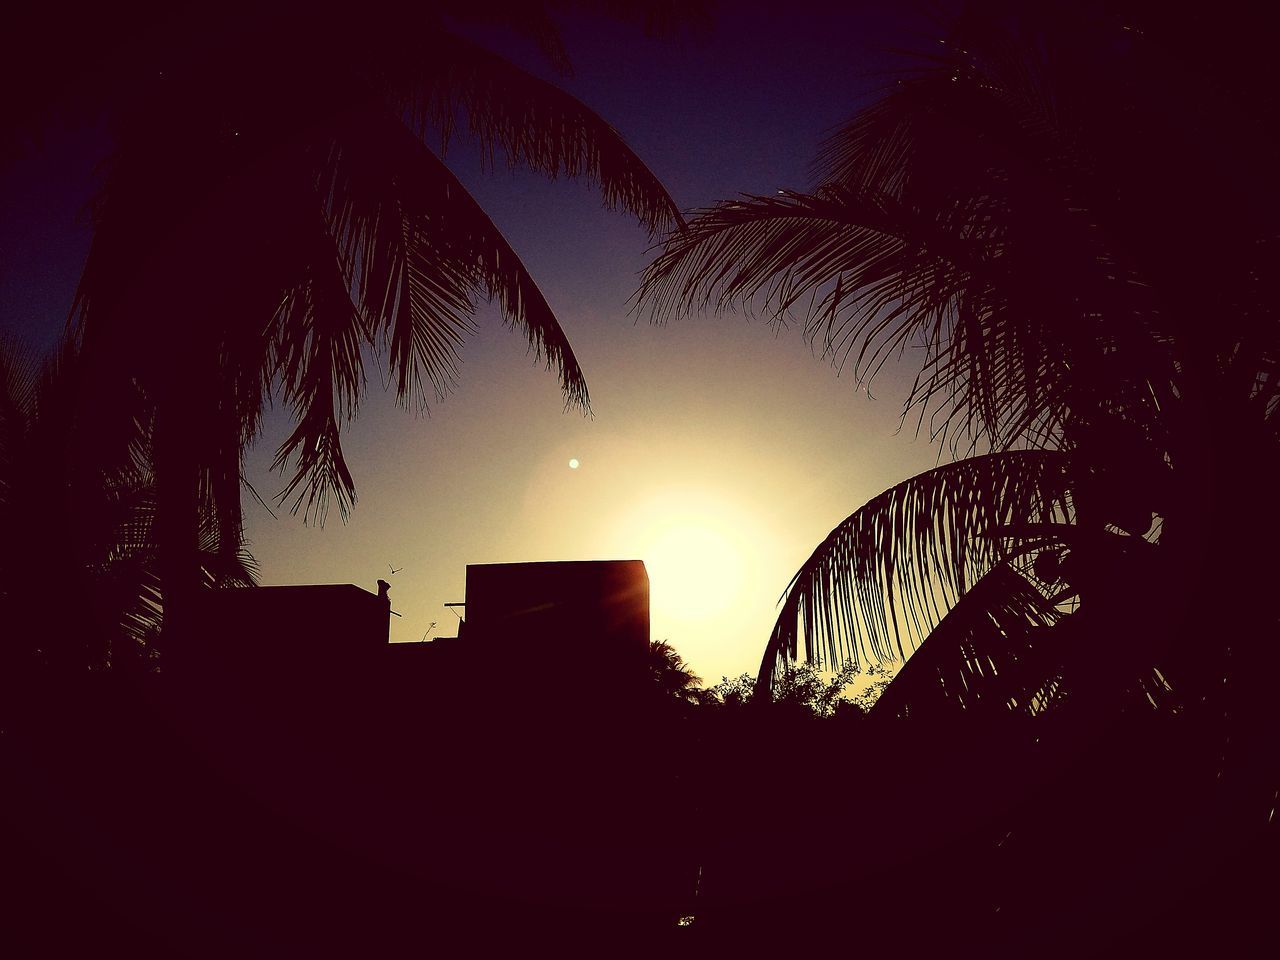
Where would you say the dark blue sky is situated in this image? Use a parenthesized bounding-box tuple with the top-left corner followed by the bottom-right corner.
(1, 2, 926, 347)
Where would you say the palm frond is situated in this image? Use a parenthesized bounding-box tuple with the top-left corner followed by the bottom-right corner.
(388, 27, 683, 238)
(637, 185, 1075, 447)
(109, 471, 258, 642)
(815, 19, 1077, 205)
(441, 2, 575, 77)
(640, 177, 1170, 450)
(639, 5, 1188, 450)
(197, 504, 260, 589)
(647, 639, 702, 698)
(758, 450, 1071, 691)
(0, 337, 40, 504)
(640, 186, 991, 325)
(869, 563, 1064, 719)
(321, 108, 590, 412)
(0, 336, 39, 419)
(268, 205, 368, 524)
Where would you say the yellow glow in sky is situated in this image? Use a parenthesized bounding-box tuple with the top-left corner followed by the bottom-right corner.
(614, 488, 753, 624)
(240, 317, 939, 686)
(236, 218, 944, 687)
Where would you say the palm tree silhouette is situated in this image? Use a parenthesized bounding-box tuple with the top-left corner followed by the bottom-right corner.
(640, 2, 1279, 748)
(0, 336, 255, 676)
(646, 639, 704, 704)
(49, 3, 695, 640)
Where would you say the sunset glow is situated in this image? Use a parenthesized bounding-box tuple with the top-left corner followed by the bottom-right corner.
(614, 487, 767, 637)
(2, 0, 1269, 946)
(1, 0, 945, 688)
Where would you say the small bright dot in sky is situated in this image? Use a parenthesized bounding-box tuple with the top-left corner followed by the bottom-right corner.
(568, 458, 580, 470)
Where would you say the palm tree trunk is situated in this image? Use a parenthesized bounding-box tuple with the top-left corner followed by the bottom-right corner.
(153, 399, 202, 659)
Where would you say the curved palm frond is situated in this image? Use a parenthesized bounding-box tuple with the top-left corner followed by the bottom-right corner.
(389, 26, 684, 238)
(322, 107, 589, 413)
(815, 9, 1083, 205)
(442, 2, 575, 77)
(57, 3, 693, 636)
(639, 186, 992, 327)
(68, 4, 684, 539)
(758, 449, 1071, 692)
(0, 337, 40, 503)
(638, 184, 1113, 449)
(266, 99, 601, 522)
(869, 563, 1064, 719)
(268, 200, 369, 525)
(639, 5, 1186, 451)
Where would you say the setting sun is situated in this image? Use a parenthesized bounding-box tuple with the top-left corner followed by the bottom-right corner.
(645, 522, 745, 621)
(613, 487, 767, 634)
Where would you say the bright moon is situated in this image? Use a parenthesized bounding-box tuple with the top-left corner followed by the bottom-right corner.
(568, 458, 580, 469)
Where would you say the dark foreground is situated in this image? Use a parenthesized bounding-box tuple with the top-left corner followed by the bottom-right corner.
(4, 669, 1277, 957)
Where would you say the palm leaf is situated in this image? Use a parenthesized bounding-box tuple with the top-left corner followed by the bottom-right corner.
(639, 186, 992, 326)
(869, 563, 1064, 719)
(268, 202, 369, 524)
(637, 185, 1078, 446)
(639, 5, 1186, 450)
(757, 450, 1071, 691)
(815, 16, 1080, 205)
(385, 26, 683, 238)
(109, 469, 258, 643)
(442, 3, 575, 77)
(321, 107, 590, 411)
(0, 337, 40, 505)
(639, 174, 1166, 451)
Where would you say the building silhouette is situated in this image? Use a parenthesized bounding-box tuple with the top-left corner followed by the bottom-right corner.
(186, 582, 391, 673)
(394, 560, 649, 693)
(183, 559, 650, 704)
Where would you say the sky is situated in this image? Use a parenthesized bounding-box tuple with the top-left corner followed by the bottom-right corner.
(1, 2, 948, 685)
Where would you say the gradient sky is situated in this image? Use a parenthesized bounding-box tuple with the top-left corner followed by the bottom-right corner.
(1, 2, 948, 685)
